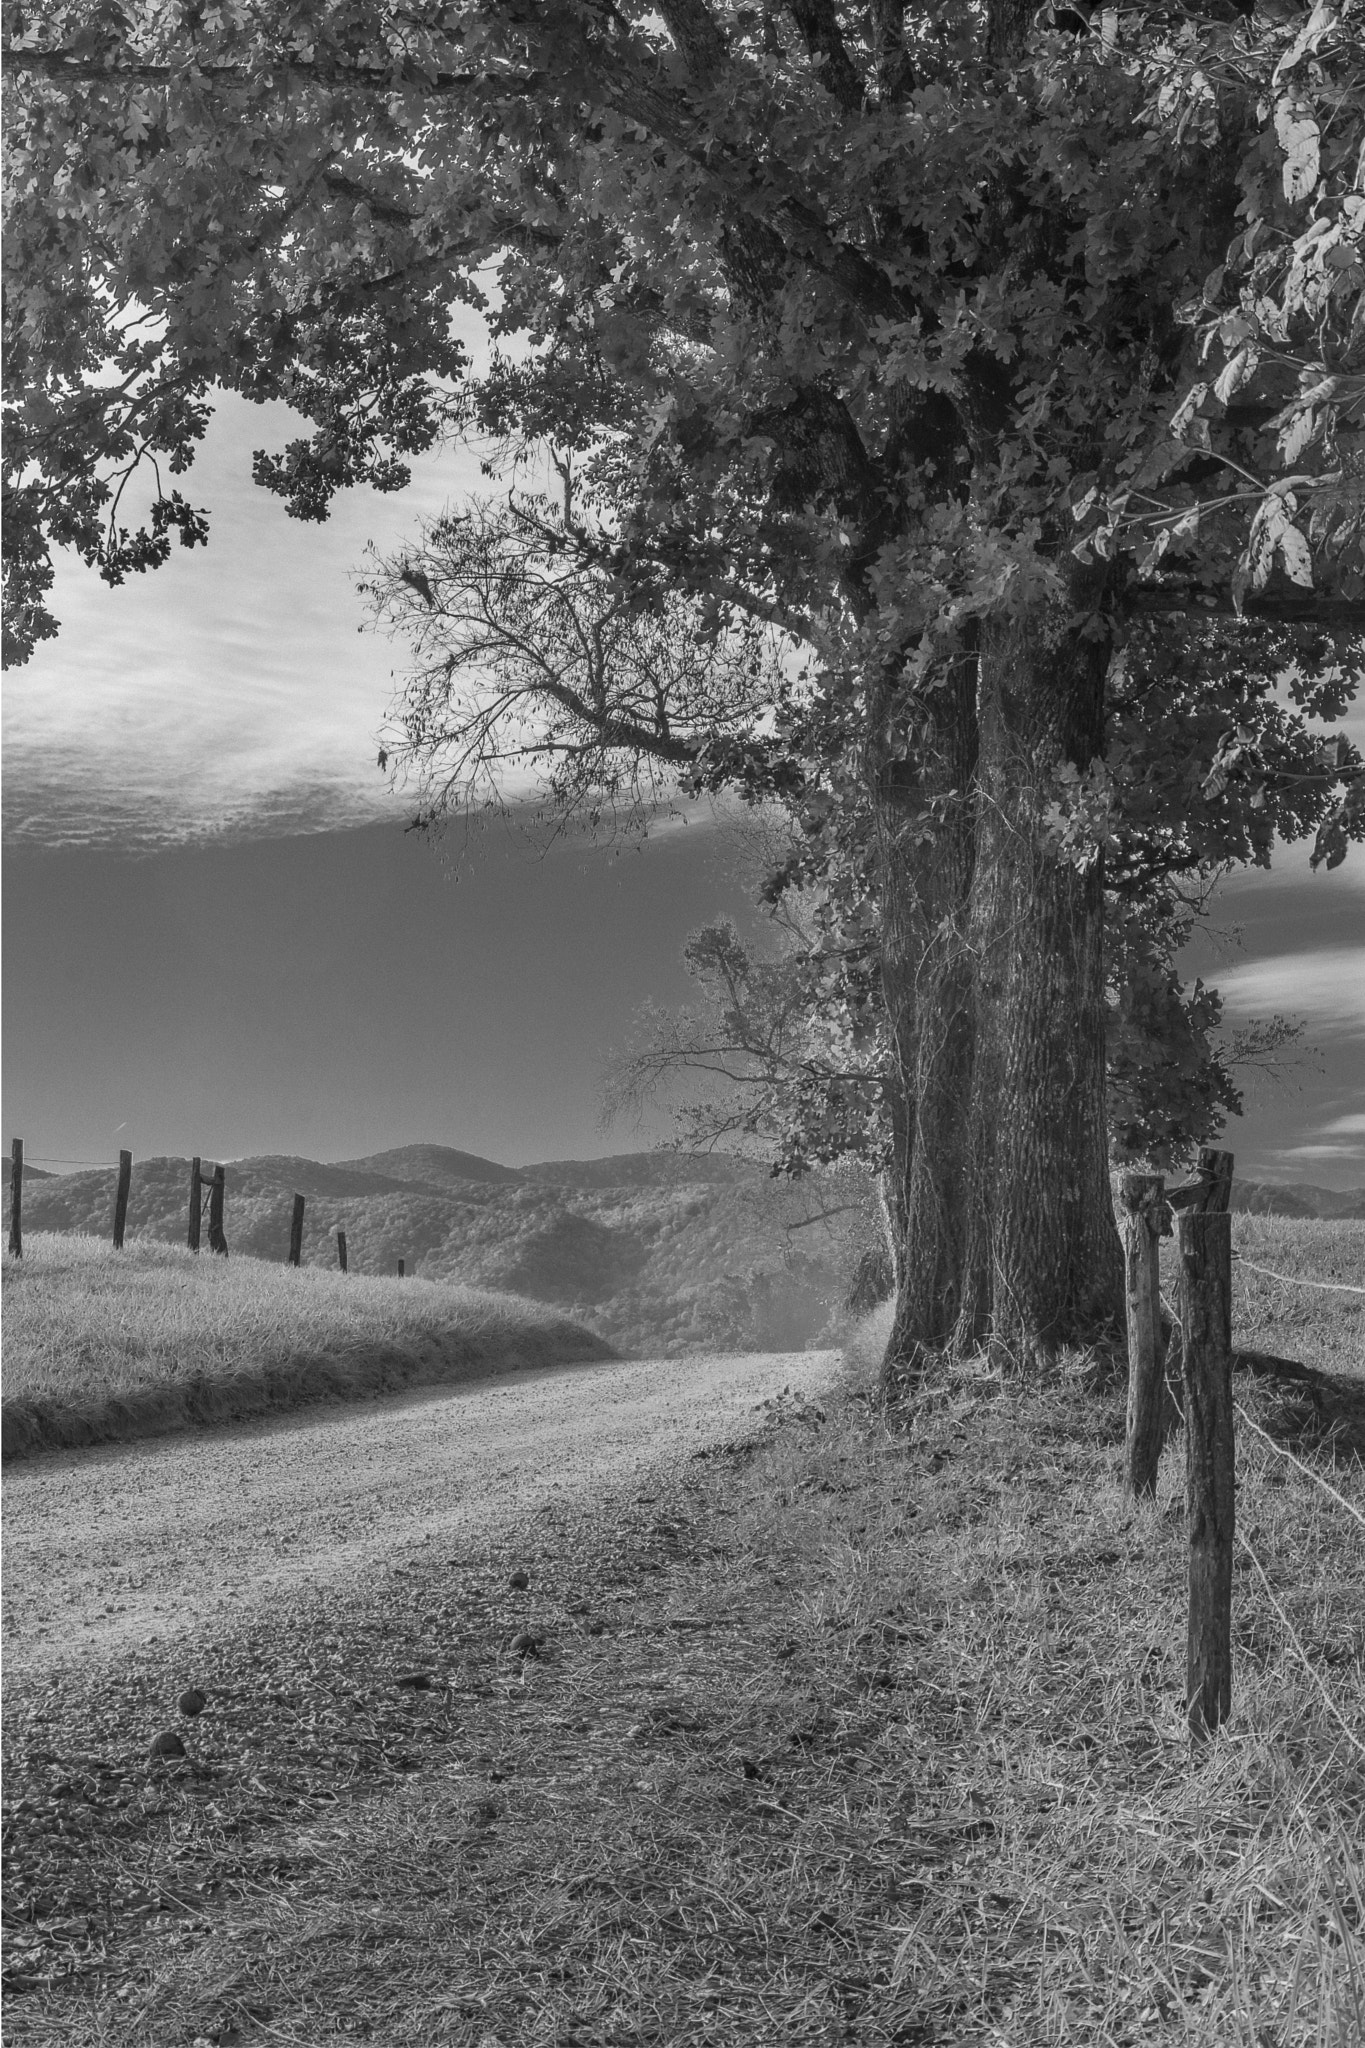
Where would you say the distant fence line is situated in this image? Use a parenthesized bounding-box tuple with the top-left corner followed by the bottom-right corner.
(3, 1139, 410, 1277)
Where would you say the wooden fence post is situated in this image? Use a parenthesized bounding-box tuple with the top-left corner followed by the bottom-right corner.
(8, 1138, 23, 1258)
(113, 1149, 133, 1249)
(1195, 1146, 1234, 1213)
(1177, 1180, 1235, 1741)
(1164, 1145, 1235, 1416)
(208, 1165, 228, 1257)
(288, 1194, 305, 1267)
(397, 1257, 405, 1278)
(187, 1157, 202, 1252)
(336, 1230, 348, 1273)
(1120, 1173, 1166, 1497)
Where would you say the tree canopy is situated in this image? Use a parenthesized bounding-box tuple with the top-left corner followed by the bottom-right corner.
(4, 0, 1362, 1372)
(5, 0, 1362, 656)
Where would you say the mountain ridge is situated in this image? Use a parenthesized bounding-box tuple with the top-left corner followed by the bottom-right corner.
(14, 1143, 1360, 1216)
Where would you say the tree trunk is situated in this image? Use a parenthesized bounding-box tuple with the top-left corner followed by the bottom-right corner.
(951, 605, 1123, 1368)
(876, 644, 979, 1380)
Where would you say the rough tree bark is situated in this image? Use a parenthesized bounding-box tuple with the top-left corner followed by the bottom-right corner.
(875, 597, 1125, 1384)
(951, 606, 1123, 1368)
(876, 640, 980, 1377)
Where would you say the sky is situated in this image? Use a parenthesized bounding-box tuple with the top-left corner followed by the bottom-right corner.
(2, 389, 1363, 1186)
(1177, 857, 1364, 1188)
(2, 390, 477, 851)
(1, 809, 760, 1170)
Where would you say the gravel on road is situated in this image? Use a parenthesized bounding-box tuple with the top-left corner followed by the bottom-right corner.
(2, 1348, 842, 1680)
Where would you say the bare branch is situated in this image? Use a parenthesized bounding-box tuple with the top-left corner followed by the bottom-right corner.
(366, 489, 791, 825)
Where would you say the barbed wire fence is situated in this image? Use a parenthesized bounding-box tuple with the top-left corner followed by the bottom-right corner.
(1232, 1256, 1364, 1762)
(1120, 1154, 1363, 1743)
(1233, 1253, 1365, 1297)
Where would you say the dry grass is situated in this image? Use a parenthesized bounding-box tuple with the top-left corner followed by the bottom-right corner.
(3, 1221, 1361, 2045)
(1, 1232, 612, 1459)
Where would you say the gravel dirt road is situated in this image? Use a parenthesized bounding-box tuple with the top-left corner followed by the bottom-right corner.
(2, 1348, 841, 1680)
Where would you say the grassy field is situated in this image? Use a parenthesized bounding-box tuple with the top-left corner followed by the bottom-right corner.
(2, 1217, 1361, 2044)
(1225, 1215, 1364, 1374)
(1, 1233, 614, 1459)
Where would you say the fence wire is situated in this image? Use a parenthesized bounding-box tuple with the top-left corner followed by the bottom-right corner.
(20, 1155, 112, 1169)
(1236, 1527, 1365, 1762)
(1235, 1402, 1365, 1535)
(1233, 1255, 1365, 1297)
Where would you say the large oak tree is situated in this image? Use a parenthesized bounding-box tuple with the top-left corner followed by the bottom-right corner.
(4, 0, 1362, 1373)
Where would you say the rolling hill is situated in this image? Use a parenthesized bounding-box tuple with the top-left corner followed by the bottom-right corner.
(7, 1147, 872, 1359)
(333, 1144, 527, 1189)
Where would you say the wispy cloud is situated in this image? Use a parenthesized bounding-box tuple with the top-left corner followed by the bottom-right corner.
(3, 766, 396, 854)
(1265, 1144, 1365, 1187)
(1262, 1098, 1365, 1182)
(1317, 1111, 1365, 1137)
(1215, 946, 1365, 1035)
(2, 392, 491, 850)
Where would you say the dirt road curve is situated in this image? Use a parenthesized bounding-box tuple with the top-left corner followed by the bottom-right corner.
(2, 1349, 840, 1679)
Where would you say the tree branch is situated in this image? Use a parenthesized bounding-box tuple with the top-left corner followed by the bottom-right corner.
(0, 43, 545, 96)
(1126, 587, 1365, 629)
(868, 0, 915, 103)
(653, 0, 731, 86)
(6, 34, 922, 333)
(783, 0, 865, 111)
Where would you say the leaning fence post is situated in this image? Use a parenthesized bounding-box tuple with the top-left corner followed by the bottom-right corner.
(187, 1156, 202, 1252)
(1178, 1153, 1235, 1741)
(336, 1230, 348, 1273)
(7, 1138, 23, 1258)
(113, 1148, 133, 1249)
(288, 1194, 305, 1268)
(208, 1164, 228, 1257)
(1121, 1173, 1166, 1497)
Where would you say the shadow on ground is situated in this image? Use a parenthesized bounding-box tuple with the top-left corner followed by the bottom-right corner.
(1234, 1348, 1365, 1462)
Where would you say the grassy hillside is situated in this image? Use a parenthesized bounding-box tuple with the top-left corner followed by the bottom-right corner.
(8, 1148, 869, 1358)
(1225, 1214, 1365, 1374)
(1, 1233, 614, 1459)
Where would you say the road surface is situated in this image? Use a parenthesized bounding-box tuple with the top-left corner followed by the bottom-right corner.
(1, 1348, 841, 1677)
